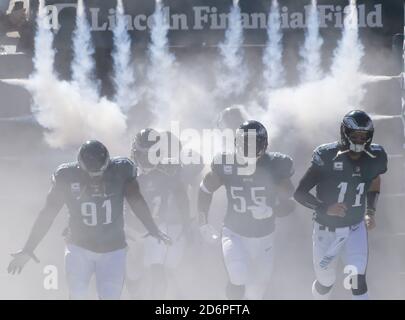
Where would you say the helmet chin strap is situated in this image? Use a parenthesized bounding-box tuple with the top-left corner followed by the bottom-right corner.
(363, 149, 377, 159)
(348, 137, 376, 159)
(349, 141, 366, 153)
(333, 149, 351, 160)
(338, 133, 377, 159)
(335, 142, 376, 160)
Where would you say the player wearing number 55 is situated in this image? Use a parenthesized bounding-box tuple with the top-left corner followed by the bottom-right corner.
(7, 140, 171, 299)
(198, 120, 296, 300)
(294, 110, 388, 300)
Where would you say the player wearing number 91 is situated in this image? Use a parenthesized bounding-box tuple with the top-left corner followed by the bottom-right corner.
(7, 140, 171, 299)
(294, 110, 388, 300)
(198, 120, 296, 300)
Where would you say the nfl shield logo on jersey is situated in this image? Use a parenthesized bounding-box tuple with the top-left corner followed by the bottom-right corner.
(71, 183, 80, 195)
(353, 166, 362, 177)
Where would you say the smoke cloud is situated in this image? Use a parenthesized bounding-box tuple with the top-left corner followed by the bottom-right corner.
(216, 0, 248, 99)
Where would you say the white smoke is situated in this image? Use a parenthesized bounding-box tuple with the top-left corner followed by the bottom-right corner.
(71, 0, 99, 100)
(112, 0, 137, 112)
(331, 0, 364, 86)
(26, 0, 127, 150)
(257, 0, 365, 142)
(262, 0, 285, 89)
(360, 74, 402, 83)
(29, 0, 55, 84)
(147, 0, 177, 128)
(298, 0, 323, 82)
(370, 114, 402, 121)
(215, 0, 248, 99)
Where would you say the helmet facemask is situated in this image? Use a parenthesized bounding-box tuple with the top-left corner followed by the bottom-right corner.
(339, 110, 375, 158)
(345, 129, 372, 153)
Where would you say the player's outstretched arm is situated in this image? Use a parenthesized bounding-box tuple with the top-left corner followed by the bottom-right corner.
(125, 180, 171, 245)
(8, 186, 65, 274)
(365, 175, 381, 230)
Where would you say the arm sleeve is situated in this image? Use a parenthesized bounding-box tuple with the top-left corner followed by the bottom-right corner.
(124, 179, 160, 236)
(293, 164, 327, 212)
(23, 174, 65, 254)
(366, 176, 381, 214)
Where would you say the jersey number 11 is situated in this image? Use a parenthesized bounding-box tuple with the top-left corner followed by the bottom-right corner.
(337, 182, 365, 207)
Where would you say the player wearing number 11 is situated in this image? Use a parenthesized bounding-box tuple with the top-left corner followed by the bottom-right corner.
(7, 140, 171, 299)
(294, 110, 388, 300)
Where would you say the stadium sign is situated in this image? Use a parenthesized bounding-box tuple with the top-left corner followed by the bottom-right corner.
(43, 3, 383, 31)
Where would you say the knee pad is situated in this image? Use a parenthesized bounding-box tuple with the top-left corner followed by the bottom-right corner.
(226, 282, 245, 300)
(351, 274, 368, 296)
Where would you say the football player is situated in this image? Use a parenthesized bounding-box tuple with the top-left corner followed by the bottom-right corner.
(294, 110, 388, 300)
(7, 140, 170, 299)
(216, 105, 248, 131)
(198, 120, 296, 299)
(126, 129, 194, 299)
